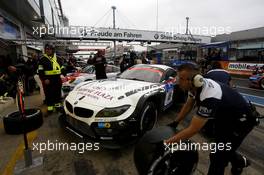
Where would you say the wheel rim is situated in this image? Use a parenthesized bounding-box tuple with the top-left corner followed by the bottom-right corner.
(140, 105, 157, 131)
(149, 154, 197, 175)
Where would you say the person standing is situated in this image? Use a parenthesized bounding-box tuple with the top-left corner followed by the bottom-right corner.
(91, 50, 107, 80)
(38, 43, 65, 112)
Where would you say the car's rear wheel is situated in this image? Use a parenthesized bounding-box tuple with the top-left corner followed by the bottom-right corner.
(139, 102, 158, 132)
(260, 78, 264, 89)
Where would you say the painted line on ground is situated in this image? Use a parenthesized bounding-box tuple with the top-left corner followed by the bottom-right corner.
(240, 93, 264, 107)
(1, 131, 38, 175)
(236, 85, 264, 92)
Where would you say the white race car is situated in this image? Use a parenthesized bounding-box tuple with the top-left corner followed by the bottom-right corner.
(61, 64, 181, 146)
(62, 64, 120, 97)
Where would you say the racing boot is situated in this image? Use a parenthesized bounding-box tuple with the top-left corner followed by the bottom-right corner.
(47, 106, 54, 113)
(54, 102, 63, 112)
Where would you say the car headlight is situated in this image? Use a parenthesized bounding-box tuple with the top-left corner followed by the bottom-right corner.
(95, 105, 131, 118)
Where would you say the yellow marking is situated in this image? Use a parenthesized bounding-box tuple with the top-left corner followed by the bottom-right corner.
(1, 131, 38, 175)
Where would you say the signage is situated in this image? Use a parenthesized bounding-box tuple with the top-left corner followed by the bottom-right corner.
(219, 61, 264, 76)
(56, 26, 211, 44)
(228, 62, 264, 71)
(0, 15, 21, 39)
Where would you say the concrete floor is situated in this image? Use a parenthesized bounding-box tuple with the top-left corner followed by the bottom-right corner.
(0, 93, 263, 175)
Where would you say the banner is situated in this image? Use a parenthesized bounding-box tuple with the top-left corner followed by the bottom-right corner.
(219, 61, 264, 76)
(33, 25, 211, 44)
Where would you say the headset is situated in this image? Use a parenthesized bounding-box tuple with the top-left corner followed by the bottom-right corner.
(192, 74, 204, 88)
(190, 63, 205, 88)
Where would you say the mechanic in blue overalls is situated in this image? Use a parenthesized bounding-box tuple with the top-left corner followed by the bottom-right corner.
(165, 63, 259, 175)
(204, 61, 232, 86)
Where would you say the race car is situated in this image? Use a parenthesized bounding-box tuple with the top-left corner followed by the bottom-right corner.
(249, 73, 264, 89)
(62, 64, 120, 97)
(60, 64, 182, 146)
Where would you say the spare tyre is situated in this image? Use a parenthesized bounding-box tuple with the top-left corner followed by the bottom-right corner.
(3, 108, 43, 135)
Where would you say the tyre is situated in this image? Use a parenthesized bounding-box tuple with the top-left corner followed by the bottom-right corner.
(147, 148, 198, 175)
(3, 108, 43, 135)
(260, 78, 264, 89)
(134, 126, 198, 175)
(139, 102, 158, 132)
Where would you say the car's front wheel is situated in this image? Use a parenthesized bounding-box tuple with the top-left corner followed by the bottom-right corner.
(139, 102, 158, 132)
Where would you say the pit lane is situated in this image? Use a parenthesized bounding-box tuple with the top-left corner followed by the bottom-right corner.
(0, 79, 264, 174)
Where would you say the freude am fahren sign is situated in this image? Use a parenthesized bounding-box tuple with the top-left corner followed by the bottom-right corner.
(40, 26, 211, 44)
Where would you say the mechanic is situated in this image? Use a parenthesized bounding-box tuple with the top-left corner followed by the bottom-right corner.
(204, 61, 232, 86)
(165, 63, 259, 175)
(202, 61, 232, 138)
(0, 55, 17, 100)
(38, 43, 65, 112)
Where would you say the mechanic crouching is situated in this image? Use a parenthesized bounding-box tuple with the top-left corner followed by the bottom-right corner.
(38, 43, 65, 113)
(165, 63, 260, 175)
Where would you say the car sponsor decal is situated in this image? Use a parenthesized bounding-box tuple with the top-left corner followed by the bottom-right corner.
(125, 84, 160, 97)
(77, 88, 114, 101)
(98, 122, 111, 128)
(164, 83, 174, 106)
(118, 96, 124, 100)
(197, 106, 212, 117)
(94, 118, 118, 122)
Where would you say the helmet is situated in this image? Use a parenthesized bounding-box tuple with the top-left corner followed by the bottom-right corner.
(134, 126, 198, 175)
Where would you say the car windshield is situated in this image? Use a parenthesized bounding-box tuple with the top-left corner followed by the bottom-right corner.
(82, 65, 95, 74)
(81, 65, 120, 74)
(119, 66, 164, 83)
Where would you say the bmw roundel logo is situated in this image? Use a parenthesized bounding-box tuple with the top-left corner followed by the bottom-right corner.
(154, 34, 159, 39)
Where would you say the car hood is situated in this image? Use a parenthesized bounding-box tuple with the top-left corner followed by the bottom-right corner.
(63, 73, 95, 86)
(66, 78, 161, 107)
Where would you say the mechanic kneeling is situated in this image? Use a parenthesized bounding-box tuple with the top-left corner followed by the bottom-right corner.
(165, 63, 259, 175)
